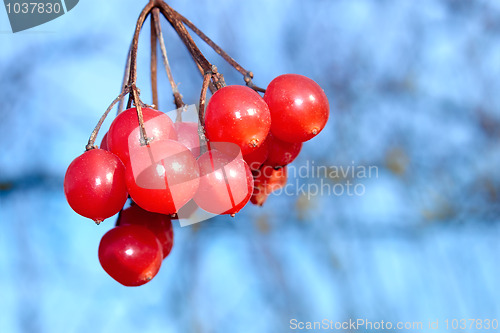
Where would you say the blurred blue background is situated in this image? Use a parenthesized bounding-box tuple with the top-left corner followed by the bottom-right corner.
(1, 1, 500, 332)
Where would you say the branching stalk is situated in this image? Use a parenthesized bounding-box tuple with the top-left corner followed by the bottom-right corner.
(150, 13, 159, 108)
(117, 44, 132, 114)
(92, 0, 263, 150)
(86, 87, 130, 151)
(152, 8, 184, 110)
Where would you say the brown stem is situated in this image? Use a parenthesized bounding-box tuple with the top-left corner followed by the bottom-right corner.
(152, 8, 184, 110)
(126, 2, 155, 110)
(156, 2, 226, 90)
(198, 70, 212, 127)
(179, 14, 246, 75)
(130, 85, 151, 145)
(197, 71, 211, 152)
(86, 88, 130, 151)
(150, 13, 159, 109)
(88, 0, 270, 159)
(244, 73, 266, 93)
(117, 44, 132, 114)
(97, 0, 264, 153)
(120, 2, 157, 144)
(128, 2, 156, 88)
(177, 11, 266, 93)
(193, 59, 216, 95)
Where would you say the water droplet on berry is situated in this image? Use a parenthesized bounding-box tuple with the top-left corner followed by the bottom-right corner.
(94, 219, 103, 225)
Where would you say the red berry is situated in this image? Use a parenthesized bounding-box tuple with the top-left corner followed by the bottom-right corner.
(194, 146, 253, 215)
(64, 149, 128, 223)
(264, 74, 329, 143)
(108, 107, 177, 165)
(251, 166, 288, 206)
(243, 136, 269, 171)
(205, 85, 271, 155)
(100, 132, 109, 151)
(125, 139, 200, 215)
(174, 122, 200, 157)
(118, 204, 174, 258)
(98, 225, 163, 286)
(264, 134, 302, 168)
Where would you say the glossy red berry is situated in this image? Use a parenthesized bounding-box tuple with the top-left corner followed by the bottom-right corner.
(174, 122, 200, 157)
(264, 74, 329, 143)
(251, 165, 288, 206)
(264, 134, 302, 168)
(98, 225, 163, 286)
(125, 139, 200, 215)
(64, 149, 128, 223)
(194, 146, 253, 215)
(243, 136, 269, 171)
(118, 204, 174, 258)
(205, 85, 271, 155)
(108, 107, 177, 165)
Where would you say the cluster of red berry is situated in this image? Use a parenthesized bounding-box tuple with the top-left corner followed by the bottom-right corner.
(62, 1, 329, 286)
(64, 74, 328, 286)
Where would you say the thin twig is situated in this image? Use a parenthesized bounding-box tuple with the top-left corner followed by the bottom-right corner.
(179, 13, 246, 75)
(198, 70, 212, 127)
(176, 10, 266, 92)
(244, 73, 266, 93)
(150, 12, 159, 109)
(120, 2, 157, 144)
(86, 87, 130, 151)
(157, 2, 226, 90)
(194, 58, 216, 95)
(152, 8, 184, 110)
(89, 0, 267, 155)
(127, 2, 156, 109)
(130, 85, 151, 145)
(128, 2, 156, 87)
(117, 44, 132, 114)
(197, 70, 212, 153)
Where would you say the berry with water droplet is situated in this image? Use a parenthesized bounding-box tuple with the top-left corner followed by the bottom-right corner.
(205, 85, 271, 155)
(64, 149, 128, 223)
